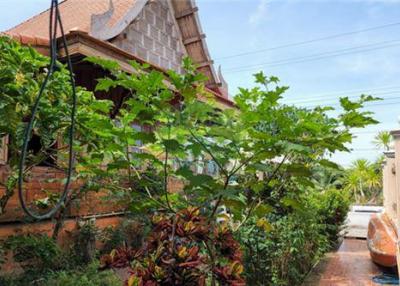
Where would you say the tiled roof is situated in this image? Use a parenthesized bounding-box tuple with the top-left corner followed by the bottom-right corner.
(4, 0, 230, 101)
(6, 0, 136, 39)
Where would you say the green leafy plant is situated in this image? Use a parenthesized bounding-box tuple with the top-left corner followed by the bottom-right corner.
(3, 234, 61, 272)
(74, 219, 99, 264)
(343, 158, 382, 204)
(43, 261, 121, 286)
(311, 188, 351, 245)
(0, 260, 121, 286)
(238, 213, 329, 286)
(100, 218, 147, 254)
(0, 36, 381, 286)
(373, 131, 393, 151)
(0, 36, 73, 214)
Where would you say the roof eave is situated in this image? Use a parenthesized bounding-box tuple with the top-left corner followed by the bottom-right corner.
(61, 31, 235, 107)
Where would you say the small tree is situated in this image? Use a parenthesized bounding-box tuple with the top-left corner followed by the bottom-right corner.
(0, 36, 380, 285)
(373, 131, 392, 151)
(343, 158, 382, 204)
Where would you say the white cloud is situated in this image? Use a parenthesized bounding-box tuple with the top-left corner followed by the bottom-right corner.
(249, 0, 268, 26)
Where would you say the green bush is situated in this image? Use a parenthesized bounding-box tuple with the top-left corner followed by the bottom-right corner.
(238, 213, 329, 286)
(3, 234, 61, 272)
(0, 233, 100, 284)
(238, 188, 349, 286)
(0, 261, 121, 286)
(310, 188, 350, 245)
(43, 261, 121, 286)
(100, 218, 147, 255)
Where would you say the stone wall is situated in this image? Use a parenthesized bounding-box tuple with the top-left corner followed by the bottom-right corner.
(111, 0, 186, 73)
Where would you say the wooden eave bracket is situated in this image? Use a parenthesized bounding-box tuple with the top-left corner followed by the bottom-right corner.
(196, 60, 214, 68)
(175, 6, 199, 19)
(183, 33, 206, 45)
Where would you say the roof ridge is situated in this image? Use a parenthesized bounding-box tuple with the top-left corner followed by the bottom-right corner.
(5, 0, 69, 34)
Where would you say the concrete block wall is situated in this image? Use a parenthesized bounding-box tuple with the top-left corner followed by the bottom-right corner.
(112, 0, 186, 73)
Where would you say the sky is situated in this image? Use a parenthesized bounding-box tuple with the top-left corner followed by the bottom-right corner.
(1, 0, 400, 166)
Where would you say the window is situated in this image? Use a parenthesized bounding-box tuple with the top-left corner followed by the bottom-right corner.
(27, 134, 56, 167)
(196, 156, 205, 174)
(130, 123, 143, 154)
(206, 160, 219, 176)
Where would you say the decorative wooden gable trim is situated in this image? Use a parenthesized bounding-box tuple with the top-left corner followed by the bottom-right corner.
(175, 6, 199, 20)
(170, 0, 223, 93)
(90, 0, 149, 41)
(0, 136, 8, 165)
(183, 33, 206, 45)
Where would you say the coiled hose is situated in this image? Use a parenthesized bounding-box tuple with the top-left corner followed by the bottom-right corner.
(18, 0, 77, 220)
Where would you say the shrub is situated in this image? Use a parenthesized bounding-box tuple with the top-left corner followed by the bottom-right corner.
(238, 187, 350, 286)
(0, 236, 120, 286)
(3, 234, 61, 273)
(100, 218, 147, 255)
(0, 234, 66, 284)
(100, 208, 245, 286)
(43, 261, 121, 286)
(74, 219, 99, 264)
(238, 212, 328, 286)
(310, 188, 350, 246)
(0, 261, 121, 286)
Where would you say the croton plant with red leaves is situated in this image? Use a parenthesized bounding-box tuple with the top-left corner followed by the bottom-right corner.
(100, 207, 245, 286)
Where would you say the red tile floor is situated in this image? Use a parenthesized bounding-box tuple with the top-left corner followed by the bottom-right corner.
(303, 239, 395, 286)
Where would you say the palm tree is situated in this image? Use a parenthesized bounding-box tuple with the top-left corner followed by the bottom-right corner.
(344, 171, 363, 202)
(373, 131, 393, 151)
(350, 159, 370, 172)
(343, 159, 382, 204)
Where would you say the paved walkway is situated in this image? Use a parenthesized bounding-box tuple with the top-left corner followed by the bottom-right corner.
(303, 239, 394, 286)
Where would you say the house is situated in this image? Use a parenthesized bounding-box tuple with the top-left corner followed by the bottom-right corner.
(0, 0, 232, 246)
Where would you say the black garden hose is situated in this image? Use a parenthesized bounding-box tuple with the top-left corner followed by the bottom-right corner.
(18, 0, 77, 220)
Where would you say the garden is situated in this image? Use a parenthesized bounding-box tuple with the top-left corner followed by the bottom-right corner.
(0, 36, 380, 285)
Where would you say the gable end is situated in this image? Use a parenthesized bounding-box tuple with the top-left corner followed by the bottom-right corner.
(110, 0, 187, 73)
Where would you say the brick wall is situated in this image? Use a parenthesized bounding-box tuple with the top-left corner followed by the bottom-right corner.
(0, 166, 126, 223)
(111, 0, 186, 73)
(0, 164, 185, 223)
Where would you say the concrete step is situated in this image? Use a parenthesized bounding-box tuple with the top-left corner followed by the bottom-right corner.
(345, 205, 383, 239)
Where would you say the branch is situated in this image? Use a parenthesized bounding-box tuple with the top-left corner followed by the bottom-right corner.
(233, 153, 290, 230)
(264, 153, 290, 185)
(188, 129, 228, 178)
(130, 165, 174, 211)
(229, 151, 262, 178)
(163, 124, 174, 212)
(209, 177, 230, 220)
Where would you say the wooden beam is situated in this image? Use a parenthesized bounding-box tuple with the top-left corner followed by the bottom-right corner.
(196, 60, 214, 69)
(175, 6, 199, 19)
(205, 82, 222, 89)
(183, 34, 206, 45)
